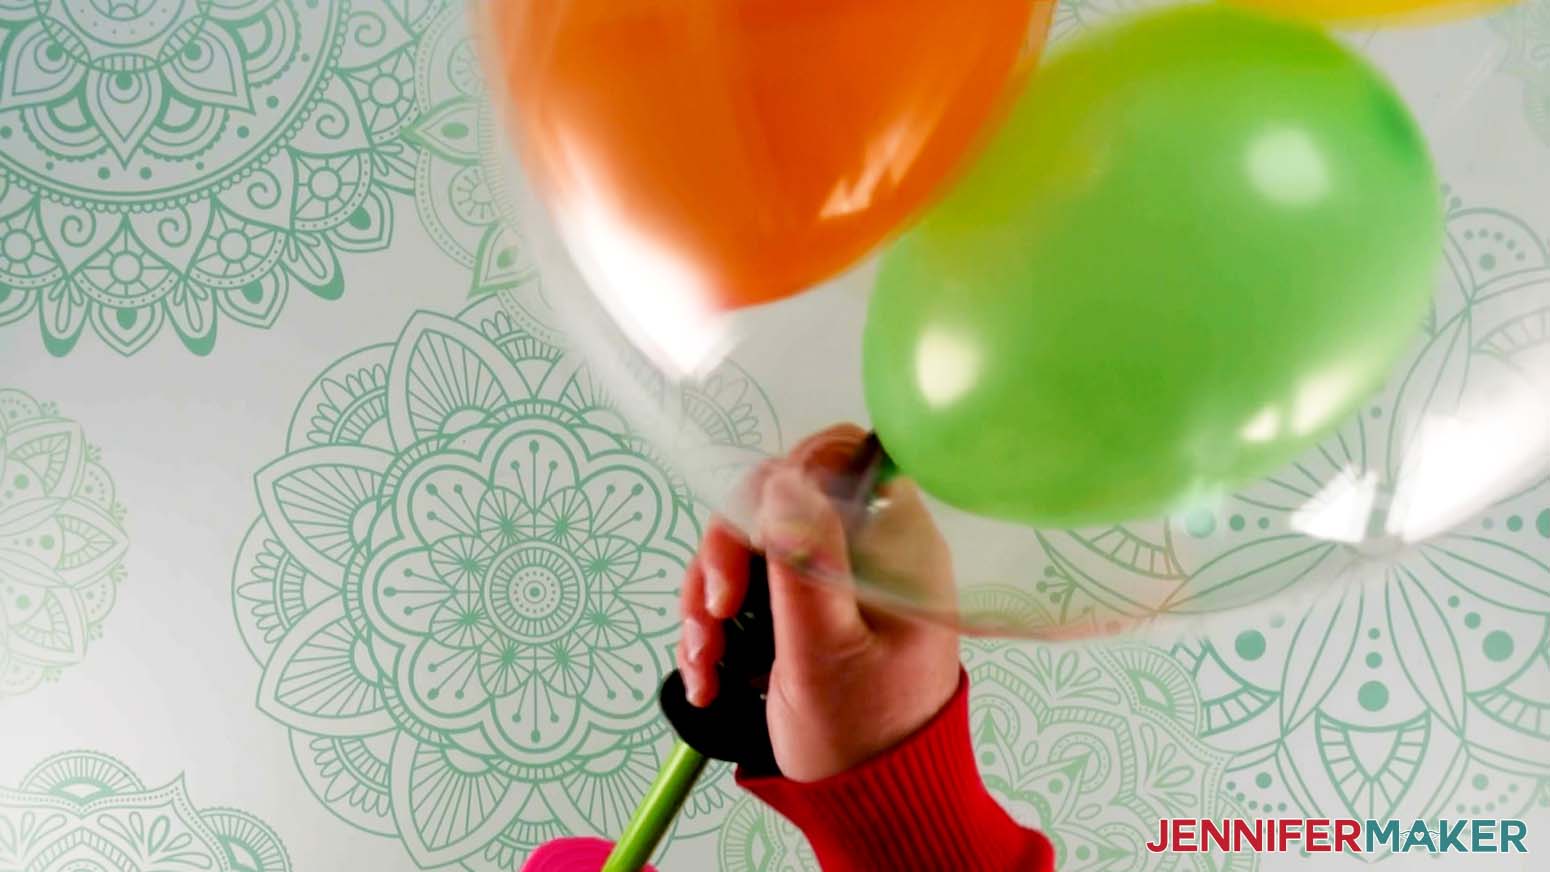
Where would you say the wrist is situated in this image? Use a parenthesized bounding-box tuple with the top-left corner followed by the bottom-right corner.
(739, 669, 1053, 872)
(774, 654, 958, 782)
(851, 660, 958, 775)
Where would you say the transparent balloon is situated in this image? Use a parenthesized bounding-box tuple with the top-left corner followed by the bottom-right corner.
(471, 0, 1550, 641)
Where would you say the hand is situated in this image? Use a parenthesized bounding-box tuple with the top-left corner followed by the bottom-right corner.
(677, 424, 961, 783)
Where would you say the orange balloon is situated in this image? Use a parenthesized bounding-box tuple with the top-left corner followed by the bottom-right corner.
(485, 0, 1050, 312)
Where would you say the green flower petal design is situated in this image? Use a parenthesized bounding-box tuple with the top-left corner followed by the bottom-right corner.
(0, 0, 445, 355)
(0, 750, 291, 872)
(0, 387, 126, 698)
(969, 615, 1252, 870)
(408, 6, 532, 300)
(233, 287, 779, 868)
(717, 795, 820, 872)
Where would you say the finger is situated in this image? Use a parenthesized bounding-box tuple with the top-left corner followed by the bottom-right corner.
(681, 558, 709, 622)
(678, 561, 723, 706)
(680, 614, 723, 706)
(761, 423, 872, 665)
(790, 424, 957, 626)
(675, 624, 719, 707)
(757, 466, 870, 669)
(722, 456, 781, 537)
(788, 423, 869, 481)
(675, 633, 699, 702)
(852, 476, 958, 618)
(701, 519, 752, 620)
(716, 421, 863, 568)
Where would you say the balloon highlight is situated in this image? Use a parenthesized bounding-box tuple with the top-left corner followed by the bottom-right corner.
(863, 5, 1443, 527)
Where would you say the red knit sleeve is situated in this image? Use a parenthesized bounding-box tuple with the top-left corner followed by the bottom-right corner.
(737, 670, 1054, 872)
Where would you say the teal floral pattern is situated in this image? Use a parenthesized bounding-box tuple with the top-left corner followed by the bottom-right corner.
(716, 796, 819, 872)
(0, 0, 443, 355)
(0, 750, 290, 872)
(408, 4, 527, 299)
(971, 637, 1251, 870)
(232, 285, 779, 869)
(0, 387, 126, 698)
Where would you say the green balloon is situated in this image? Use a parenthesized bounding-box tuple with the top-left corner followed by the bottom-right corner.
(863, 4, 1441, 527)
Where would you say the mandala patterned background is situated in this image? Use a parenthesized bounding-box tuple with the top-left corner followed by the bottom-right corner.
(409, 4, 527, 301)
(4, 1, 1550, 871)
(231, 286, 782, 869)
(0, 750, 291, 871)
(0, 0, 445, 355)
(0, 386, 125, 698)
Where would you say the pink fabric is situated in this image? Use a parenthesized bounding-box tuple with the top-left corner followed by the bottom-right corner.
(520, 837, 658, 872)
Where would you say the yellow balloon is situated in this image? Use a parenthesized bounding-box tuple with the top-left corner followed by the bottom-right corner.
(1230, 0, 1511, 24)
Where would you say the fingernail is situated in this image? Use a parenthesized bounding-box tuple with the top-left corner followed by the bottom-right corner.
(683, 671, 706, 707)
(683, 621, 710, 662)
(705, 567, 734, 616)
(760, 469, 824, 558)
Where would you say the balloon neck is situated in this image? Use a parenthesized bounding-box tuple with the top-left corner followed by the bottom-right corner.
(876, 452, 900, 487)
(830, 433, 896, 527)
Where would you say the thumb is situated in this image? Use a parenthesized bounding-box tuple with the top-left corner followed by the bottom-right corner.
(850, 476, 957, 621)
(756, 466, 870, 668)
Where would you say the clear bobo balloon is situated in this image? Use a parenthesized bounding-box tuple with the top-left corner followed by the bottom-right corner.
(474, 1, 1550, 640)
